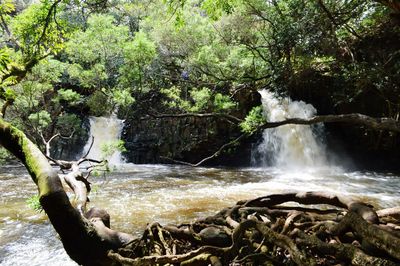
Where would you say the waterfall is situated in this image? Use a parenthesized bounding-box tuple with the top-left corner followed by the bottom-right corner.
(252, 90, 330, 170)
(82, 116, 125, 165)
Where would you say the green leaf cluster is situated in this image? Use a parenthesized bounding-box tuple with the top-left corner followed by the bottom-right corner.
(11, 1, 68, 56)
(240, 106, 266, 133)
(101, 140, 127, 159)
(0, 147, 12, 164)
(161, 86, 237, 113)
(28, 110, 52, 130)
(26, 195, 43, 212)
(57, 89, 81, 105)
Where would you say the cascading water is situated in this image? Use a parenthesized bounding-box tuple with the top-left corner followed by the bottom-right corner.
(81, 116, 125, 165)
(1, 98, 399, 266)
(252, 89, 330, 170)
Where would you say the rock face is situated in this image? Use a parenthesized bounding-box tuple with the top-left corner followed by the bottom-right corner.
(50, 119, 90, 161)
(121, 88, 260, 166)
(122, 115, 254, 166)
(288, 70, 400, 171)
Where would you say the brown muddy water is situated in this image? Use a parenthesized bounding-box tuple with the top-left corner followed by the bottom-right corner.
(0, 164, 399, 265)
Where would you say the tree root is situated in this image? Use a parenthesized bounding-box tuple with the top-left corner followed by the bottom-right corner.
(106, 191, 400, 266)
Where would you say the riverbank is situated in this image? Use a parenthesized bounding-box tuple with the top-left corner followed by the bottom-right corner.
(1, 164, 399, 265)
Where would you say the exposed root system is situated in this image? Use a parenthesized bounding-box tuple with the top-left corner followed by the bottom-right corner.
(108, 192, 400, 266)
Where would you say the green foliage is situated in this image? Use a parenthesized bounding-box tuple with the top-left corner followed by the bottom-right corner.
(0, 48, 11, 74)
(11, 1, 68, 56)
(28, 110, 52, 130)
(13, 58, 65, 111)
(26, 195, 42, 212)
(113, 89, 135, 108)
(189, 87, 211, 112)
(101, 140, 127, 159)
(57, 89, 81, 105)
(161, 86, 191, 110)
(67, 63, 108, 89)
(3, 88, 16, 102)
(1, 0, 398, 153)
(8, 58, 66, 134)
(0, 147, 12, 164)
(161, 86, 238, 113)
(55, 113, 82, 136)
(240, 106, 265, 133)
(126, 32, 156, 66)
(214, 93, 236, 111)
(120, 31, 156, 91)
(32, 58, 67, 83)
(66, 14, 128, 65)
(0, 0, 15, 14)
(86, 90, 113, 116)
(65, 14, 129, 93)
(201, 0, 238, 20)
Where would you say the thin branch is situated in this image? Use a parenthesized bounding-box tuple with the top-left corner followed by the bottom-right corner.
(316, 0, 363, 39)
(35, 0, 62, 54)
(160, 133, 247, 167)
(260, 113, 400, 133)
(78, 158, 105, 166)
(0, 14, 11, 36)
(145, 112, 243, 123)
(160, 112, 399, 167)
(81, 136, 95, 159)
(40, 130, 75, 158)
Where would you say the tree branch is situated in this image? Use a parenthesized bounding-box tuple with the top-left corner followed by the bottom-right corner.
(35, 0, 62, 54)
(243, 191, 379, 224)
(145, 112, 243, 124)
(160, 133, 247, 167)
(260, 113, 400, 133)
(0, 118, 134, 264)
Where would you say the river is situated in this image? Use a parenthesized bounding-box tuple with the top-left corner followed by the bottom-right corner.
(1, 164, 399, 265)
(2, 91, 399, 265)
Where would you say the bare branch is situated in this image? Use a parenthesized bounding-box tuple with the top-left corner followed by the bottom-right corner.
(260, 113, 400, 133)
(316, 0, 363, 39)
(0, 118, 134, 264)
(81, 136, 95, 159)
(160, 133, 247, 167)
(78, 158, 105, 166)
(40, 129, 76, 158)
(145, 112, 243, 124)
(160, 112, 399, 168)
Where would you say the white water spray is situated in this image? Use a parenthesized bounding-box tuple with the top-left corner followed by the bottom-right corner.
(82, 116, 125, 165)
(253, 90, 330, 170)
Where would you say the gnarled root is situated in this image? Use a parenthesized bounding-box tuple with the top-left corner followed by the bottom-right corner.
(107, 191, 400, 265)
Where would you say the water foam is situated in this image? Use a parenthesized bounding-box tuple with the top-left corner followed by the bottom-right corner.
(82, 115, 125, 165)
(252, 90, 333, 171)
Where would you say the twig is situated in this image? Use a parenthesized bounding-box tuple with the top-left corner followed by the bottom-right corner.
(81, 136, 95, 159)
(160, 133, 247, 167)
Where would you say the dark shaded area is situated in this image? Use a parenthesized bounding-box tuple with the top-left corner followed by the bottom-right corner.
(287, 21, 400, 171)
(122, 89, 261, 167)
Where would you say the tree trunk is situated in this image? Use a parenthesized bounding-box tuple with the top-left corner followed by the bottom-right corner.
(0, 118, 131, 265)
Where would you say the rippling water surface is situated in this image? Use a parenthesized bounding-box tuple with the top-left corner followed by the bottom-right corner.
(1, 164, 399, 265)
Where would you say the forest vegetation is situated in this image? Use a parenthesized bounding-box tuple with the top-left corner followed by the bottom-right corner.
(1, 0, 400, 265)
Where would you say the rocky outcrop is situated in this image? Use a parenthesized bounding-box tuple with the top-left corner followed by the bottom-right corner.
(121, 87, 260, 166)
(122, 115, 255, 166)
(288, 69, 400, 171)
(50, 119, 90, 161)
